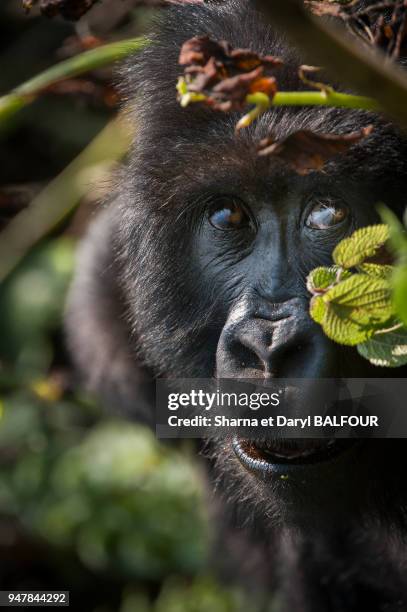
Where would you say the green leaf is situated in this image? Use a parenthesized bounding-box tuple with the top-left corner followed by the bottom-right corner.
(307, 265, 351, 294)
(310, 295, 384, 348)
(393, 263, 407, 327)
(378, 204, 407, 255)
(313, 274, 395, 346)
(323, 274, 392, 319)
(357, 327, 407, 367)
(333, 224, 389, 268)
(323, 306, 375, 345)
(307, 266, 336, 294)
(310, 295, 326, 323)
(357, 263, 393, 278)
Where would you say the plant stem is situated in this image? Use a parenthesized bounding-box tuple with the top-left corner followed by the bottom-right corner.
(374, 322, 404, 334)
(253, 0, 407, 125)
(0, 37, 148, 126)
(271, 90, 381, 111)
(0, 116, 132, 282)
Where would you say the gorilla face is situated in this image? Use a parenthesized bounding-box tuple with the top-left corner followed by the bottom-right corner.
(67, 0, 407, 541)
(65, 3, 407, 606)
(118, 1, 407, 374)
(107, 1, 407, 532)
(118, 103, 402, 380)
(197, 180, 374, 380)
(118, 124, 407, 525)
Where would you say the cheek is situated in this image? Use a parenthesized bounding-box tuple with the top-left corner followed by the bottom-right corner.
(194, 231, 252, 302)
(302, 232, 345, 268)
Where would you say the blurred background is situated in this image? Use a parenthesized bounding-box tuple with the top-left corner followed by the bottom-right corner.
(0, 2, 258, 609)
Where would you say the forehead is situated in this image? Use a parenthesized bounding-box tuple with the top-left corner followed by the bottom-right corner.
(134, 72, 407, 216)
(130, 2, 407, 197)
(160, 107, 385, 198)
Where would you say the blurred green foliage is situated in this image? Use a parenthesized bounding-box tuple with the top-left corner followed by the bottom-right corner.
(0, 401, 209, 578)
(0, 3, 264, 610)
(0, 240, 252, 611)
(0, 239, 74, 371)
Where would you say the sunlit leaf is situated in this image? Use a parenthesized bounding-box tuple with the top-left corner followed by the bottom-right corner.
(393, 263, 407, 326)
(333, 224, 389, 268)
(357, 263, 393, 278)
(323, 306, 375, 345)
(310, 295, 326, 323)
(357, 327, 407, 367)
(307, 265, 351, 294)
(323, 274, 392, 312)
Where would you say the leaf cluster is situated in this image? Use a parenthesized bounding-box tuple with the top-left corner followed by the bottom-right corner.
(177, 35, 374, 174)
(177, 36, 281, 113)
(307, 220, 407, 367)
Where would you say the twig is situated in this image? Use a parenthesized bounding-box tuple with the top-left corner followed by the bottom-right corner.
(252, 0, 407, 125)
(0, 117, 132, 282)
(0, 37, 148, 127)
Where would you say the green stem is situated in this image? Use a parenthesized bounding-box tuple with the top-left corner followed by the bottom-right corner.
(0, 37, 148, 125)
(271, 90, 381, 111)
(235, 89, 380, 129)
(0, 116, 131, 282)
(374, 322, 404, 335)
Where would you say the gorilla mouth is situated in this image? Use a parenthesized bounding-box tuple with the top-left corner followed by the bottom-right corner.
(232, 436, 355, 471)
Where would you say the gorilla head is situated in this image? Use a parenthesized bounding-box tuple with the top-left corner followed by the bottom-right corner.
(66, 1, 407, 609)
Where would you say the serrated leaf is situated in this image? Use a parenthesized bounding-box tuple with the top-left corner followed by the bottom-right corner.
(357, 327, 407, 367)
(393, 263, 407, 327)
(310, 295, 326, 323)
(315, 274, 394, 346)
(307, 265, 351, 295)
(333, 224, 389, 268)
(378, 204, 407, 255)
(323, 274, 392, 318)
(322, 306, 375, 345)
(357, 263, 393, 278)
(307, 266, 336, 294)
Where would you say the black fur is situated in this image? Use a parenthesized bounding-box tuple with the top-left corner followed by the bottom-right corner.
(66, 2, 407, 610)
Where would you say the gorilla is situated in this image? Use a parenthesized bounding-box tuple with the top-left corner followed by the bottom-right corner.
(66, 1, 407, 610)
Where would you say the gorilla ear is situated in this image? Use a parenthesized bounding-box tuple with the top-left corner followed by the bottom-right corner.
(65, 207, 154, 424)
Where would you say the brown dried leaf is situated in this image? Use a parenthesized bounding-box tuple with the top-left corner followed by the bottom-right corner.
(195, 68, 277, 111)
(180, 37, 229, 67)
(306, 0, 407, 59)
(229, 48, 284, 73)
(185, 57, 225, 92)
(258, 126, 373, 175)
(179, 36, 281, 72)
(179, 35, 282, 110)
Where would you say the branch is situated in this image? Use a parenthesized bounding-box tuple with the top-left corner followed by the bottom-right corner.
(0, 37, 148, 127)
(0, 117, 131, 281)
(252, 0, 407, 125)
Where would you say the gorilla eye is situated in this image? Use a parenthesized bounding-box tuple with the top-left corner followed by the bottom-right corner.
(208, 197, 251, 231)
(306, 200, 349, 230)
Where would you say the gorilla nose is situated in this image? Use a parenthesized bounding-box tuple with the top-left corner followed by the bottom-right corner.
(216, 297, 336, 378)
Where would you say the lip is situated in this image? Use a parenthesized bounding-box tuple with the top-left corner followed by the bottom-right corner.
(232, 436, 358, 474)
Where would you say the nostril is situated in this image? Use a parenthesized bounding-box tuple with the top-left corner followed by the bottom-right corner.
(230, 338, 265, 375)
(216, 300, 337, 379)
(259, 334, 311, 378)
(220, 319, 312, 378)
